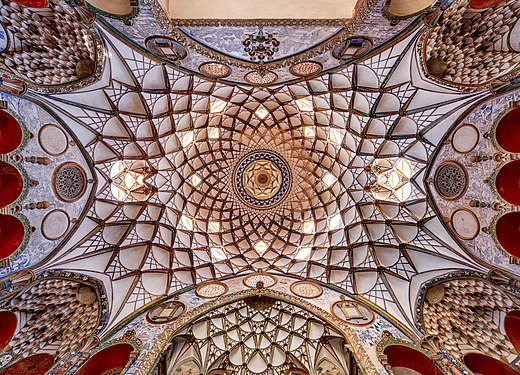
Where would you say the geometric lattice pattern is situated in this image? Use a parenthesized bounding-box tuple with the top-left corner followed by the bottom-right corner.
(39, 29, 487, 330)
(166, 297, 357, 374)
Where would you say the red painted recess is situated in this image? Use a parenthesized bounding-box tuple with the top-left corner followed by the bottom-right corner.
(496, 108, 520, 153)
(496, 160, 520, 206)
(384, 345, 443, 375)
(0, 311, 17, 352)
(0, 214, 24, 261)
(496, 212, 520, 258)
(12, 0, 47, 7)
(469, 0, 506, 9)
(505, 310, 520, 353)
(0, 161, 23, 208)
(464, 353, 520, 375)
(76, 343, 134, 375)
(0, 111, 22, 154)
(0, 354, 54, 375)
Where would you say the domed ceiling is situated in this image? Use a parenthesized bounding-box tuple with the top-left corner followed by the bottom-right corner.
(0, 0, 520, 373)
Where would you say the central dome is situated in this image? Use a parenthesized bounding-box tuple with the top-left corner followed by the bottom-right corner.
(234, 150, 291, 208)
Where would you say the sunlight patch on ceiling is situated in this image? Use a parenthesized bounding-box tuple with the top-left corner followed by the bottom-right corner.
(160, 0, 362, 19)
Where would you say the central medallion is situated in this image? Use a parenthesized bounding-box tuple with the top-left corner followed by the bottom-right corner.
(234, 150, 291, 209)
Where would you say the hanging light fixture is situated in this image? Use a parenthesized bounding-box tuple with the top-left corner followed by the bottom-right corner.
(243, 27, 280, 63)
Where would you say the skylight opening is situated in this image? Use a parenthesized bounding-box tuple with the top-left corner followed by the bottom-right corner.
(181, 130, 194, 147)
(328, 213, 343, 230)
(255, 105, 269, 120)
(207, 126, 220, 140)
(210, 247, 227, 261)
(210, 98, 227, 114)
(208, 220, 221, 233)
(295, 247, 312, 260)
(296, 98, 313, 112)
(302, 220, 316, 234)
(191, 174, 202, 187)
(322, 172, 337, 187)
(181, 215, 194, 231)
(254, 239, 269, 255)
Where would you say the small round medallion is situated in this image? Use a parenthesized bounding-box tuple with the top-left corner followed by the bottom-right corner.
(195, 280, 228, 298)
(434, 161, 468, 200)
(233, 150, 291, 209)
(451, 208, 480, 240)
(290, 61, 323, 78)
(290, 280, 323, 299)
(52, 162, 87, 202)
(41, 209, 70, 240)
(243, 272, 278, 289)
(199, 62, 232, 79)
(451, 124, 479, 154)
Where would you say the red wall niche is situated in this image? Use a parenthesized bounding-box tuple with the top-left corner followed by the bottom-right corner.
(505, 310, 520, 353)
(495, 108, 520, 153)
(384, 345, 443, 375)
(464, 353, 520, 375)
(0, 215, 24, 260)
(496, 212, 520, 258)
(76, 343, 134, 375)
(0, 311, 16, 352)
(0, 111, 22, 154)
(0, 162, 23, 208)
(0, 354, 54, 375)
(496, 160, 520, 206)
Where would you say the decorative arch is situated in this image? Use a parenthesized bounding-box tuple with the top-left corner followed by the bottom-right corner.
(134, 289, 379, 375)
(2, 277, 102, 362)
(422, 0, 519, 87)
(420, 277, 518, 362)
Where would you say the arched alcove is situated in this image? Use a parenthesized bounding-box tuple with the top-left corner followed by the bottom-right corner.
(0, 215, 24, 260)
(0, 311, 17, 351)
(75, 343, 134, 375)
(383, 345, 442, 375)
(495, 108, 520, 153)
(464, 353, 520, 375)
(421, 279, 518, 361)
(505, 310, 520, 353)
(496, 212, 520, 258)
(0, 111, 22, 154)
(0, 354, 54, 375)
(161, 293, 361, 375)
(0, 162, 23, 208)
(386, 0, 436, 17)
(496, 161, 520, 206)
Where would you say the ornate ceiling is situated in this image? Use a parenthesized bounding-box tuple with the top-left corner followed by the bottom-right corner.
(0, 0, 520, 374)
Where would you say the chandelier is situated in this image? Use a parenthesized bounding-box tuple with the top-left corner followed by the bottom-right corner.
(242, 28, 280, 63)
